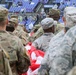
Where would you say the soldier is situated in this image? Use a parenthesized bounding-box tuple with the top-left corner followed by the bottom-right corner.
(48, 9, 64, 34)
(9, 18, 29, 46)
(48, 9, 60, 22)
(32, 18, 56, 52)
(0, 7, 30, 75)
(30, 24, 44, 42)
(38, 6, 76, 75)
(9, 18, 18, 29)
(48, 6, 76, 50)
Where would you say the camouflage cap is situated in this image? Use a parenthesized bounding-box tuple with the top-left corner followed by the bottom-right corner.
(10, 14, 18, 19)
(64, 6, 76, 17)
(40, 18, 57, 29)
(64, 6, 76, 28)
(0, 6, 8, 20)
(49, 9, 60, 21)
(9, 18, 18, 25)
(49, 9, 60, 16)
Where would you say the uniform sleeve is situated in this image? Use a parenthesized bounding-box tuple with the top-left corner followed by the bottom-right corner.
(38, 51, 50, 75)
(16, 38, 30, 74)
(32, 38, 41, 49)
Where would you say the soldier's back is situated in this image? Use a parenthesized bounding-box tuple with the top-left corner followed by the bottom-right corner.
(0, 30, 30, 75)
(0, 31, 20, 75)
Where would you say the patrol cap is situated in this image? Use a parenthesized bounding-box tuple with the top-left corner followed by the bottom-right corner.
(0, 6, 8, 21)
(40, 18, 57, 29)
(10, 14, 18, 19)
(64, 6, 76, 16)
(64, 6, 76, 28)
(49, 9, 60, 16)
(49, 9, 60, 21)
(9, 18, 18, 25)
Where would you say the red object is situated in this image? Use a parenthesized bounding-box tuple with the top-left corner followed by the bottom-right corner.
(22, 42, 45, 75)
(30, 64, 40, 71)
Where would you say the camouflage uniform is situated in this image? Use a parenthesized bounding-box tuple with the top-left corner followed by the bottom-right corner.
(48, 9, 63, 34)
(0, 7, 30, 75)
(47, 25, 76, 75)
(17, 24, 25, 31)
(32, 32, 54, 52)
(32, 18, 55, 52)
(38, 26, 74, 75)
(0, 31, 30, 75)
(48, 30, 65, 49)
(9, 18, 29, 45)
(55, 23, 64, 34)
(13, 28, 29, 45)
(38, 7, 76, 75)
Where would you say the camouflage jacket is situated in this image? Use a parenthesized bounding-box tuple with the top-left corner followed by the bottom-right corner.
(0, 30, 30, 75)
(48, 30, 65, 49)
(38, 25, 76, 75)
(32, 33, 54, 52)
